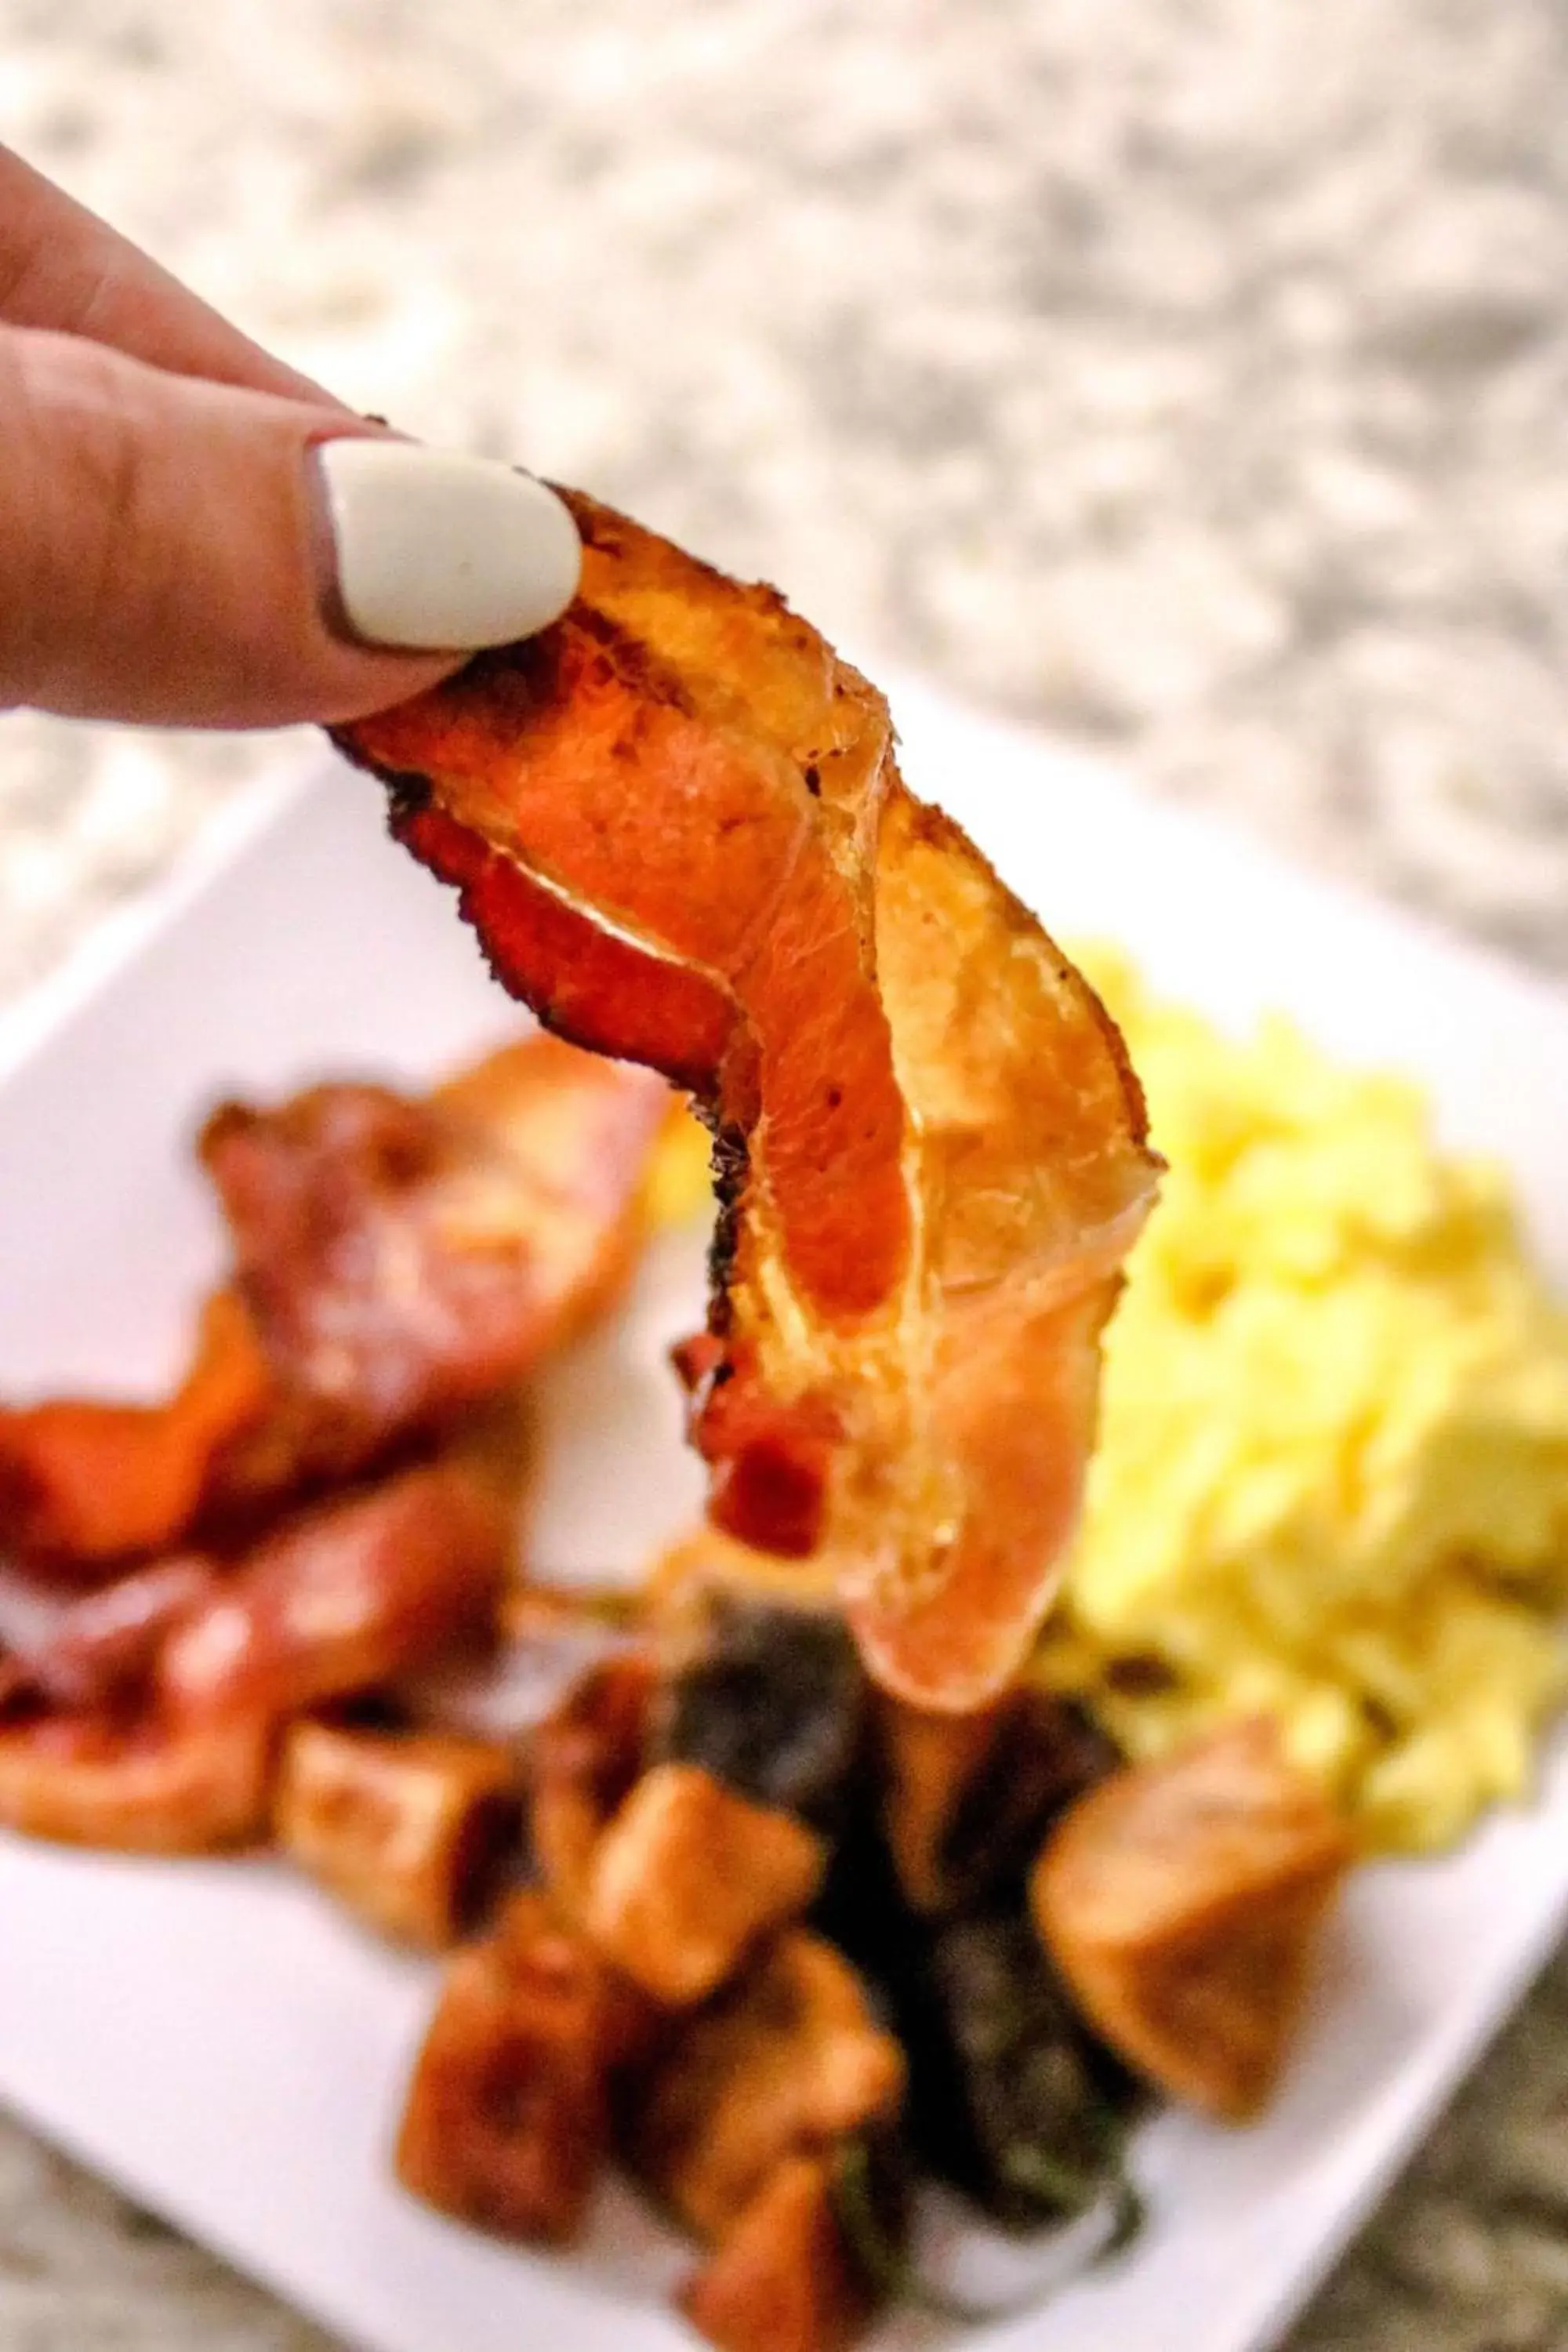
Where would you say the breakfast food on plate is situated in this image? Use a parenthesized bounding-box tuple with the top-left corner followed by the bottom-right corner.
(5, 494, 1568, 2344)
(2, 970, 1563, 2345)
(0, 1034, 671, 1573)
(336, 489, 1163, 1711)
(0, 1289, 273, 1570)
(1039, 949, 1568, 1851)
(394, 1888, 633, 2245)
(681, 2151, 875, 2352)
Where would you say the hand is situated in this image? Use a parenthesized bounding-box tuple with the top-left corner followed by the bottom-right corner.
(0, 148, 580, 728)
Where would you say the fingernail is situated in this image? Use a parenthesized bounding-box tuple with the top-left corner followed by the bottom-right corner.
(313, 441, 582, 652)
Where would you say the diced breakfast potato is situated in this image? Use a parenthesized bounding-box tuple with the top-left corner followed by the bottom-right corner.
(1033, 1717, 1355, 2120)
(274, 1721, 519, 1949)
(529, 1654, 655, 1920)
(395, 1892, 625, 2244)
(680, 2154, 874, 2352)
(627, 1929, 904, 2241)
(585, 1761, 826, 2006)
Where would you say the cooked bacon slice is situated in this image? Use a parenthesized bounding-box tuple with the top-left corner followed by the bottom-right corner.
(200, 1032, 671, 1483)
(0, 1290, 273, 1574)
(0, 1710, 272, 1853)
(337, 493, 1159, 1709)
(0, 1556, 216, 1713)
(159, 1461, 506, 1722)
(0, 1035, 664, 1576)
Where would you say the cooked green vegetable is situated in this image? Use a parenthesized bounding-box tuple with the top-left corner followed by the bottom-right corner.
(653, 1599, 868, 1835)
(920, 1910, 1142, 2230)
(935, 1695, 1118, 1914)
(833, 2125, 1143, 2328)
(819, 1833, 1142, 2239)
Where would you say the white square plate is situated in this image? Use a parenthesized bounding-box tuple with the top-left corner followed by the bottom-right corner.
(1, 677, 1566, 2352)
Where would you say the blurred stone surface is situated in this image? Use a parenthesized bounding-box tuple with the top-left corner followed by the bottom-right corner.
(1, 2, 1567, 2347)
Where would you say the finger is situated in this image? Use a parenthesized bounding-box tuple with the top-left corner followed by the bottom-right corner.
(0, 143, 331, 405)
(0, 326, 581, 728)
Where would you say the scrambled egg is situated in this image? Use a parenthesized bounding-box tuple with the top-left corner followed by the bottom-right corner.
(641, 960, 1568, 1856)
(640, 1102, 715, 1229)
(1040, 948, 1568, 1853)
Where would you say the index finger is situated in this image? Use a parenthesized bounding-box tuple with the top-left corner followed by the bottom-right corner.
(0, 143, 339, 406)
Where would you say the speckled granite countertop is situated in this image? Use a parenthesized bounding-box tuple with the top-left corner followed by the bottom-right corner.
(2, 4, 1567, 2347)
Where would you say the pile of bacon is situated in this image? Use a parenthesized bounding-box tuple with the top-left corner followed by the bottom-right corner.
(0, 1029, 674, 1849)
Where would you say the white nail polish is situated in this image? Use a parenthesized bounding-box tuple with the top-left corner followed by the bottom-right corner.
(314, 441, 582, 652)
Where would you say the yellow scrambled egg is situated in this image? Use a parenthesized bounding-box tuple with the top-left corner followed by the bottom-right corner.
(1040, 948, 1568, 1853)
(639, 1102, 715, 1229)
(642, 958, 1568, 1856)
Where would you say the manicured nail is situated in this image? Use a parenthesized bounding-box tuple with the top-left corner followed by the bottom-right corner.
(313, 441, 582, 652)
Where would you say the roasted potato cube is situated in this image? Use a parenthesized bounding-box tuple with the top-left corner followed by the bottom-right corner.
(275, 1721, 519, 1948)
(529, 1653, 654, 1918)
(1033, 1718, 1355, 2121)
(585, 1762, 825, 2006)
(681, 2154, 874, 2352)
(395, 1892, 621, 2243)
(627, 1929, 904, 2240)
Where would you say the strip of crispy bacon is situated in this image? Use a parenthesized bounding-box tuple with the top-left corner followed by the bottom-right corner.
(0, 1462, 506, 1853)
(338, 494, 1160, 1710)
(0, 1291, 272, 1575)
(0, 1711, 272, 1853)
(159, 1461, 507, 1723)
(201, 1032, 673, 1488)
(0, 1036, 670, 1576)
(0, 1556, 216, 1713)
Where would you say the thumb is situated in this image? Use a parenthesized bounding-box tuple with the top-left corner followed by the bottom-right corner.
(0, 325, 580, 728)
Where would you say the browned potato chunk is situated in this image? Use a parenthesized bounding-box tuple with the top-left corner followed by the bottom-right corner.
(1033, 1717, 1355, 2121)
(585, 1762, 826, 2006)
(627, 1930, 904, 2240)
(681, 2155, 873, 2352)
(275, 1721, 518, 1949)
(529, 1653, 654, 1919)
(395, 1891, 622, 2243)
